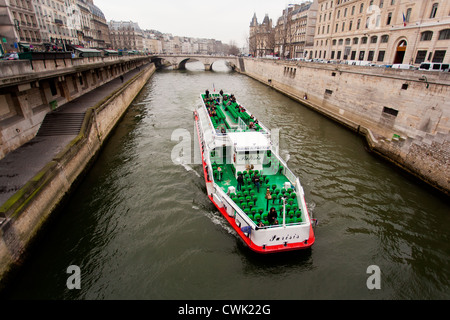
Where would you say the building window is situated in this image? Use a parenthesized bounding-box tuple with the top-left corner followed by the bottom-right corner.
(432, 50, 446, 63)
(415, 50, 427, 64)
(353, 37, 359, 44)
(342, 22, 345, 31)
(349, 20, 353, 31)
(381, 35, 389, 43)
(361, 36, 368, 44)
(345, 38, 351, 45)
(387, 12, 392, 25)
(337, 51, 341, 59)
(371, 36, 378, 43)
(383, 107, 399, 117)
(430, 3, 438, 19)
(359, 51, 365, 60)
(338, 39, 343, 45)
(49, 80, 57, 96)
(333, 39, 337, 45)
(368, 51, 375, 61)
(360, 4, 364, 14)
(438, 29, 450, 40)
(420, 31, 433, 41)
(380, 0, 384, 8)
(406, 8, 412, 22)
(377, 51, 385, 62)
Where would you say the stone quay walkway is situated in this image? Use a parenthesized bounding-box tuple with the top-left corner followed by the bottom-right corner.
(0, 66, 147, 207)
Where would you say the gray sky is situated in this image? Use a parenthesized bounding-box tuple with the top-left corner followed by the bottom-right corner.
(94, 0, 306, 47)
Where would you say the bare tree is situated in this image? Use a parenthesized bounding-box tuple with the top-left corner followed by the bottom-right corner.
(228, 40, 240, 56)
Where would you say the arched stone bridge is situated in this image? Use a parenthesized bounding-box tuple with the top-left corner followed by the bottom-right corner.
(151, 54, 241, 71)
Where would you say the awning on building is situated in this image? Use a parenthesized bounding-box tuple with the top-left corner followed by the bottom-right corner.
(75, 47, 102, 57)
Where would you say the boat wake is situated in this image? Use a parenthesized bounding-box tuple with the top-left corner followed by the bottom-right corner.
(281, 149, 291, 163)
(173, 157, 201, 177)
(204, 210, 236, 235)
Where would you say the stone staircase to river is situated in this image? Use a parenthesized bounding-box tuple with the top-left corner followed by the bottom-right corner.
(37, 112, 86, 136)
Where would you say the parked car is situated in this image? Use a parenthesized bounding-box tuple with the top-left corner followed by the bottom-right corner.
(391, 63, 417, 70)
(2, 52, 19, 60)
(418, 62, 450, 72)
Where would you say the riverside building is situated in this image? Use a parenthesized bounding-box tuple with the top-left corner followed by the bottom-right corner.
(274, 1, 318, 59)
(109, 20, 144, 51)
(313, 0, 450, 65)
(0, 0, 41, 52)
(249, 13, 275, 57)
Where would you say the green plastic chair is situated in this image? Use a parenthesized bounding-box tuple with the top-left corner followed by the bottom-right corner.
(272, 194, 278, 204)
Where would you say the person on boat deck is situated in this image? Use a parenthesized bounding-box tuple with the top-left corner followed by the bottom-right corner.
(220, 127, 226, 134)
(205, 89, 209, 98)
(220, 89, 224, 96)
(268, 207, 279, 225)
(265, 188, 272, 210)
(217, 166, 222, 181)
(237, 173, 244, 191)
(252, 172, 260, 193)
(257, 220, 265, 228)
(249, 122, 255, 130)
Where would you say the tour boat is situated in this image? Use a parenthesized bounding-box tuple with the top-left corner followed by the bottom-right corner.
(193, 91, 316, 253)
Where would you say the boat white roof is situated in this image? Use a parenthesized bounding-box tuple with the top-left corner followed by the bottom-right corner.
(228, 132, 270, 151)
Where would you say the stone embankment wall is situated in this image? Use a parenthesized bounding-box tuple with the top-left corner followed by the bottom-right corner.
(0, 55, 150, 160)
(0, 63, 156, 289)
(241, 58, 449, 196)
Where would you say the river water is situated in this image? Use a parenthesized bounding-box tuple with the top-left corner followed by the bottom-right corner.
(5, 62, 450, 300)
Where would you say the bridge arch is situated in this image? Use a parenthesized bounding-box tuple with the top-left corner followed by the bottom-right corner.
(152, 54, 238, 72)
